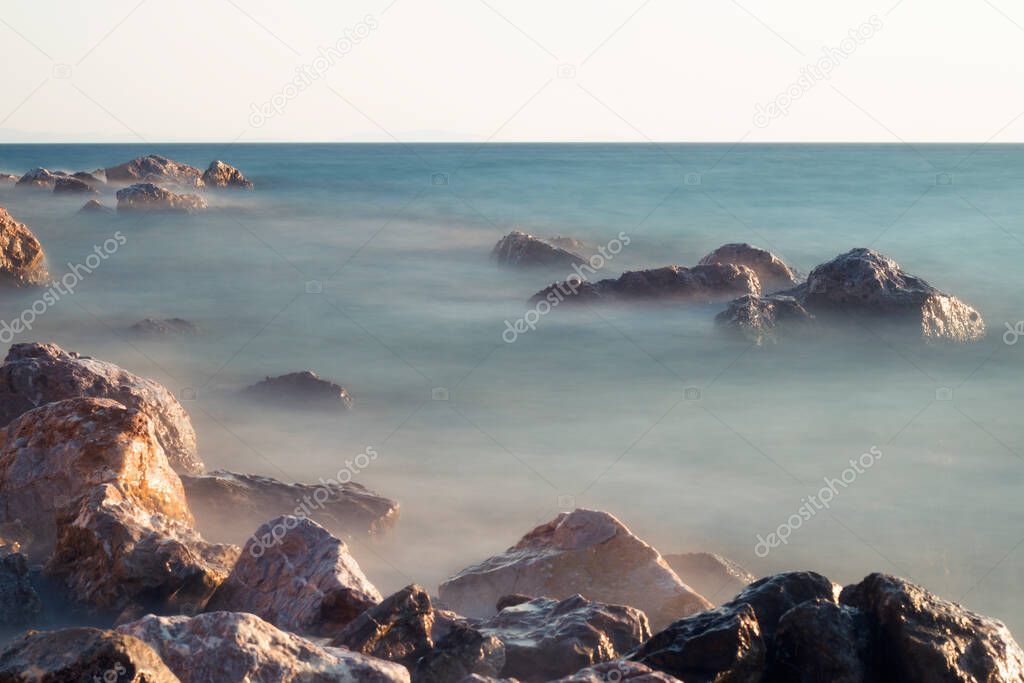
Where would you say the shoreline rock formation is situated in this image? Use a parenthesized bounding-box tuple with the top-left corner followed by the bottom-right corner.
(0, 207, 49, 287)
(116, 182, 208, 212)
(105, 154, 205, 189)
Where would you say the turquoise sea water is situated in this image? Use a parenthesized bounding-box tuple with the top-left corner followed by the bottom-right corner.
(0, 143, 1021, 631)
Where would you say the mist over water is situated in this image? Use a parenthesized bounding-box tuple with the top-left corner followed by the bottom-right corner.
(0, 143, 1021, 632)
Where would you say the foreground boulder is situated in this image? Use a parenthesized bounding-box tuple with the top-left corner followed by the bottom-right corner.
(105, 154, 204, 188)
(663, 552, 756, 605)
(773, 599, 875, 683)
(53, 175, 97, 194)
(413, 623, 506, 683)
(0, 342, 203, 473)
(116, 182, 208, 212)
(531, 264, 760, 305)
(181, 469, 399, 544)
(0, 551, 42, 629)
(202, 160, 253, 189)
(492, 230, 586, 268)
(208, 516, 381, 636)
(698, 243, 798, 292)
(0, 627, 180, 682)
(0, 207, 49, 287)
(438, 509, 711, 630)
(118, 611, 409, 682)
(129, 317, 199, 336)
(243, 371, 353, 410)
(715, 294, 815, 345)
(552, 661, 682, 682)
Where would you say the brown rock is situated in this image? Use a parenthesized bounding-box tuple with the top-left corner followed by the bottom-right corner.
(105, 154, 204, 189)
(15, 168, 59, 189)
(243, 371, 353, 410)
(438, 509, 711, 630)
(118, 611, 410, 682)
(207, 515, 381, 636)
(116, 183, 208, 212)
(0, 627, 180, 682)
(331, 584, 439, 667)
(663, 552, 756, 605)
(0, 207, 49, 287)
(0, 174, 17, 184)
(698, 243, 798, 292)
(201, 160, 254, 189)
(492, 230, 586, 268)
(53, 176, 97, 194)
(531, 264, 760, 306)
(0, 342, 203, 474)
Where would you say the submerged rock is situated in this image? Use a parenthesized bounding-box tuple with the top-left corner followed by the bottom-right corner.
(243, 371, 353, 410)
(715, 294, 815, 344)
(15, 167, 59, 189)
(181, 469, 398, 544)
(0, 207, 49, 287)
(208, 516, 381, 636)
(0, 342, 203, 473)
(53, 175, 97, 194)
(202, 159, 254, 189)
(116, 182, 208, 212)
(118, 611, 410, 682)
(128, 317, 199, 336)
(105, 154, 205, 188)
(698, 243, 798, 292)
(0, 551, 42, 629)
(78, 198, 112, 214)
(492, 230, 586, 268)
(531, 264, 760, 306)
(439, 509, 711, 630)
(0, 627, 180, 682)
(663, 552, 756, 605)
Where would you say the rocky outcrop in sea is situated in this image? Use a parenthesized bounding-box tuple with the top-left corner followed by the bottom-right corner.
(0, 207, 49, 287)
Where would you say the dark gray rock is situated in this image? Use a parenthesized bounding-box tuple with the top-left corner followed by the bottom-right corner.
(531, 264, 760, 305)
(0, 552, 42, 629)
(128, 317, 199, 336)
(78, 199, 112, 214)
(414, 623, 506, 683)
(771, 599, 875, 683)
(492, 230, 586, 268)
(53, 176, 97, 194)
(243, 371, 353, 410)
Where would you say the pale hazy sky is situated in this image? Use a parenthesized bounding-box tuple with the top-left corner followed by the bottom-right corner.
(1, 0, 1022, 142)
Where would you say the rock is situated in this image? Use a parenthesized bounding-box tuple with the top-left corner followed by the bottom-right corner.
(0, 520, 30, 555)
(790, 248, 984, 342)
(0, 174, 17, 184)
(202, 160, 254, 189)
(105, 154, 205, 189)
(243, 371, 353, 410)
(414, 623, 506, 683)
(726, 571, 836, 645)
(330, 584, 440, 667)
(53, 175, 97, 194)
(46, 482, 238, 615)
(698, 243, 798, 292)
(630, 603, 766, 683)
(128, 317, 199, 336)
(15, 167, 59, 189)
(477, 594, 650, 681)
(714, 294, 815, 345)
(115, 182, 208, 212)
(663, 552, 756, 605)
(772, 600, 875, 683)
(118, 611, 410, 682)
(0, 207, 49, 287)
(546, 236, 588, 254)
(551, 661, 682, 682)
(78, 198, 112, 213)
(0, 552, 42, 628)
(0, 627, 180, 682)
(840, 572, 1024, 682)
(438, 509, 711, 630)
(492, 230, 586, 268)
(207, 516, 381, 636)
(531, 264, 760, 306)
(0, 342, 203, 473)
(72, 170, 105, 184)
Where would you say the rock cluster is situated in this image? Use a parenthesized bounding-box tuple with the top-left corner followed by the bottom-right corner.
(531, 264, 761, 305)
(243, 370, 354, 410)
(0, 207, 49, 287)
(492, 230, 586, 268)
(105, 154, 205, 189)
(116, 182, 208, 212)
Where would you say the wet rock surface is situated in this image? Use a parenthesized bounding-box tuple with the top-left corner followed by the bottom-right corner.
(181, 469, 399, 544)
(0, 551, 42, 629)
(331, 584, 440, 667)
(414, 623, 506, 683)
(698, 243, 798, 293)
(243, 371, 353, 410)
(0, 207, 49, 287)
(207, 516, 381, 636)
(715, 294, 815, 344)
(531, 264, 760, 306)
(0, 627, 181, 682)
(492, 230, 586, 268)
(0, 342, 203, 474)
(772, 600, 875, 683)
(116, 182, 208, 212)
(663, 552, 756, 605)
(105, 154, 205, 189)
(118, 611, 410, 682)
(439, 509, 711, 630)
(201, 160, 253, 189)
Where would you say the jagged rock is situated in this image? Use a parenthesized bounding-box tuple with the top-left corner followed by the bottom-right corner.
(0, 552, 41, 628)
(207, 516, 381, 636)
(202, 160, 254, 189)
(105, 154, 204, 188)
(15, 167, 59, 189)
(0, 342, 202, 473)
(181, 469, 399, 545)
(492, 230, 586, 268)
(551, 661, 682, 682)
(78, 198, 112, 213)
(72, 170, 105, 184)
(840, 572, 1024, 682)
(0, 207, 49, 287)
(789, 248, 984, 342)
(331, 584, 441, 667)
(129, 317, 199, 336)
(53, 176, 97, 194)
(243, 371, 353, 410)
(414, 623, 506, 683)
(118, 611, 410, 682)
(477, 594, 650, 681)
(0, 627, 180, 682)
(116, 182, 208, 212)
(663, 552, 756, 605)
(531, 264, 760, 305)
(772, 599, 875, 683)
(439, 509, 711, 630)
(726, 572, 836, 645)
(715, 294, 815, 344)
(698, 243, 798, 292)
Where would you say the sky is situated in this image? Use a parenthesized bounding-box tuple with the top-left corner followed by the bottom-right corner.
(1, 0, 1023, 143)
